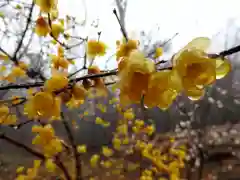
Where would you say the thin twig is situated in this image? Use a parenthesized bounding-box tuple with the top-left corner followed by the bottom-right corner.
(10, 119, 33, 129)
(0, 70, 118, 90)
(54, 156, 72, 180)
(210, 44, 240, 58)
(83, 37, 88, 69)
(61, 112, 82, 180)
(47, 13, 71, 49)
(13, 1, 35, 64)
(147, 32, 179, 57)
(0, 132, 71, 179)
(113, 9, 128, 41)
(0, 133, 45, 159)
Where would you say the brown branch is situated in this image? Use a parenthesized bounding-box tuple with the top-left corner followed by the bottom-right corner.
(54, 156, 72, 180)
(0, 47, 12, 59)
(210, 44, 240, 58)
(12, 1, 35, 64)
(61, 112, 82, 180)
(0, 133, 45, 159)
(0, 70, 117, 90)
(113, 8, 128, 41)
(68, 67, 85, 79)
(10, 119, 33, 129)
(0, 132, 72, 179)
(47, 13, 72, 50)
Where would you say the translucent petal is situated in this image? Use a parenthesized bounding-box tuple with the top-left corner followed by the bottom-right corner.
(144, 70, 181, 109)
(172, 37, 210, 66)
(193, 62, 216, 85)
(183, 37, 211, 51)
(215, 58, 231, 79)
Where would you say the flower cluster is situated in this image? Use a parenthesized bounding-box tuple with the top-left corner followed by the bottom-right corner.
(117, 37, 231, 109)
(32, 124, 63, 157)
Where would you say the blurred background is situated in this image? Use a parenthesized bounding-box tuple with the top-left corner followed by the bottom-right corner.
(1, 0, 240, 179)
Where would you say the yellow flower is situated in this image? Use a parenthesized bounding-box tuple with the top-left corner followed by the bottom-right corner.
(95, 117, 110, 127)
(51, 55, 69, 69)
(88, 66, 108, 97)
(11, 66, 26, 77)
(35, 0, 57, 13)
(45, 159, 56, 172)
(32, 125, 62, 156)
(101, 160, 112, 168)
(11, 96, 22, 105)
(24, 91, 61, 119)
(32, 92, 54, 116)
(0, 54, 9, 61)
(0, 105, 9, 117)
(16, 166, 25, 173)
(0, 105, 17, 125)
(154, 47, 163, 58)
(90, 154, 100, 168)
(0, 65, 6, 72)
(112, 137, 121, 150)
(116, 39, 139, 60)
(87, 40, 107, 58)
(143, 124, 155, 136)
(118, 50, 155, 106)
(16, 160, 41, 180)
(50, 45, 69, 69)
(123, 108, 135, 120)
(144, 69, 182, 109)
(77, 145, 87, 153)
(134, 119, 145, 127)
(102, 146, 114, 157)
(44, 73, 68, 92)
(116, 124, 128, 135)
(51, 9, 59, 21)
(72, 84, 87, 100)
(1, 114, 17, 125)
(173, 37, 231, 100)
(51, 23, 64, 39)
(28, 160, 41, 178)
(18, 61, 29, 70)
(35, 16, 50, 36)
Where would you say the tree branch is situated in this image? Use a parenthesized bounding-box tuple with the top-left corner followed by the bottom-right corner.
(0, 133, 45, 159)
(12, 1, 35, 64)
(0, 132, 72, 180)
(61, 112, 82, 180)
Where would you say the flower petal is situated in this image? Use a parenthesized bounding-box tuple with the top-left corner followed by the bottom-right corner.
(215, 58, 231, 79)
(172, 37, 211, 66)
